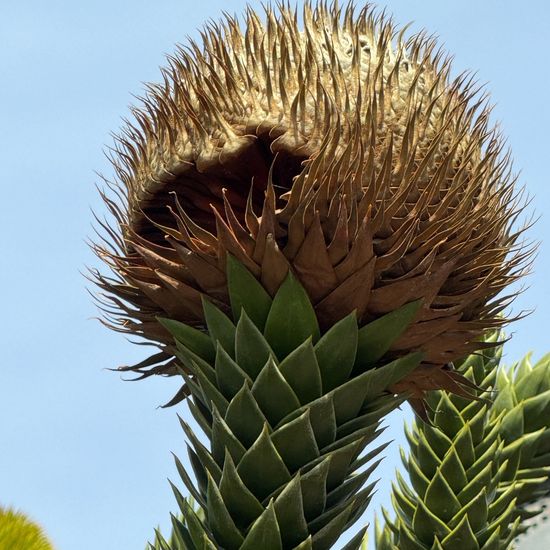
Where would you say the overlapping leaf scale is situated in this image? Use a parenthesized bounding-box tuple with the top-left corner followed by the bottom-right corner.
(376, 333, 532, 550)
(154, 257, 423, 550)
(492, 353, 550, 530)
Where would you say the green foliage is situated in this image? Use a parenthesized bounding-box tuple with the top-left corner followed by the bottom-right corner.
(492, 353, 550, 528)
(375, 336, 550, 549)
(0, 507, 54, 550)
(152, 256, 423, 550)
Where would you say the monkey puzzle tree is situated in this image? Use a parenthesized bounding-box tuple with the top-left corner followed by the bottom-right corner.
(90, 2, 534, 548)
(375, 338, 550, 550)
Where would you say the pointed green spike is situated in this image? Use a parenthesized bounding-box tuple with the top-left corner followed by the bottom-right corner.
(380, 506, 398, 536)
(263, 270, 320, 359)
(275, 391, 339, 450)
(226, 253, 272, 329)
(300, 456, 331, 521)
(456, 461, 492, 507)
(251, 357, 301, 426)
(192, 361, 229, 416)
(315, 311, 358, 392)
(356, 300, 421, 368)
(464, 404, 487, 446)
(179, 501, 212, 549)
(375, 515, 397, 550)
(291, 536, 313, 550)
(438, 447, 468, 493)
(514, 354, 547, 401)
(187, 446, 208, 498)
(391, 483, 416, 522)
(273, 475, 309, 548)
(423, 471, 461, 523)
(171, 515, 195, 550)
(337, 397, 398, 438)
(322, 423, 379, 456)
(326, 459, 381, 508)
(308, 491, 356, 535)
(522, 389, 550, 432)
(206, 472, 244, 550)
(351, 440, 392, 474)
(412, 498, 451, 546)
(224, 382, 266, 448)
(478, 526, 500, 550)
(172, 454, 206, 509)
(433, 394, 464, 438)
(150, 529, 172, 550)
(452, 425, 476, 470)
(202, 296, 236, 357)
(306, 394, 338, 449)
(169, 480, 196, 522)
(333, 352, 423, 425)
(344, 484, 376, 531)
(201, 533, 218, 550)
(235, 310, 276, 379)
(470, 428, 500, 476)
(215, 343, 253, 400)
(237, 424, 291, 500)
(487, 482, 520, 519)
(397, 522, 425, 550)
(177, 368, 206, 408)
(271, 410, 320, 472)
(211, 406, 246, 466)
(415, 435, 441, 481)
(481, 497, 517, 546)
(341, 526, 369, 550)
(187, 398, 212, 438)
(174, 341, 217, 384)
(219, 451, 264, 528)
(158, 317, 215, 362)
(278, 337, 322, 404)
(498, 402, 524, 442)
(492, 383, 515, 415)
(310, 499, 355, 550)
(324, 437, 367, 489)
(240, 501, 283, 550)
(405, 452, 430, 501)
(179, 418, 222, 484)
(450, 488, 488, 533)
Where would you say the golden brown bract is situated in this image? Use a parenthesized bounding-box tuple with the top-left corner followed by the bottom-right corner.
(91, 2, 532, 397)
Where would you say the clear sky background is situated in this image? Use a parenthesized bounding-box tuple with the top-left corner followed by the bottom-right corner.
(1, 1, 549, 549)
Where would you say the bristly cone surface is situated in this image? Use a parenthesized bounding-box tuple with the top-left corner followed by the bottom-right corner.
(91, 2, 532, 404)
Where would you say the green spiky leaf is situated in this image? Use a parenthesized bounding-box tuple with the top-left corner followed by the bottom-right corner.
(159, 318, 215, 362)
(202, 297, 236, 357)
(226, 254, 272, 329)
(263, 271, 320, 359)
(356, 300, 422, 368)
(315, 311, 358, 392)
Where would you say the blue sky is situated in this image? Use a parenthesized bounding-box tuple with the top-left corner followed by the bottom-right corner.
(1, 1, 549, 548)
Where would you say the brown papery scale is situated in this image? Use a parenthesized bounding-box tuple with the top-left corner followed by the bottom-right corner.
(90, 2, 533, 413)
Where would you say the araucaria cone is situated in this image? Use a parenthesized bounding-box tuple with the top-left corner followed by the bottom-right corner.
(92, 2, 531, 412)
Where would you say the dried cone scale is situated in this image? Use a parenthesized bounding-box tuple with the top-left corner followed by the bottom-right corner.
(92, 3, 530, 406)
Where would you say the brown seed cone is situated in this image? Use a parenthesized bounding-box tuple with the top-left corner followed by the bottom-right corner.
(91, 2, 533, 400)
